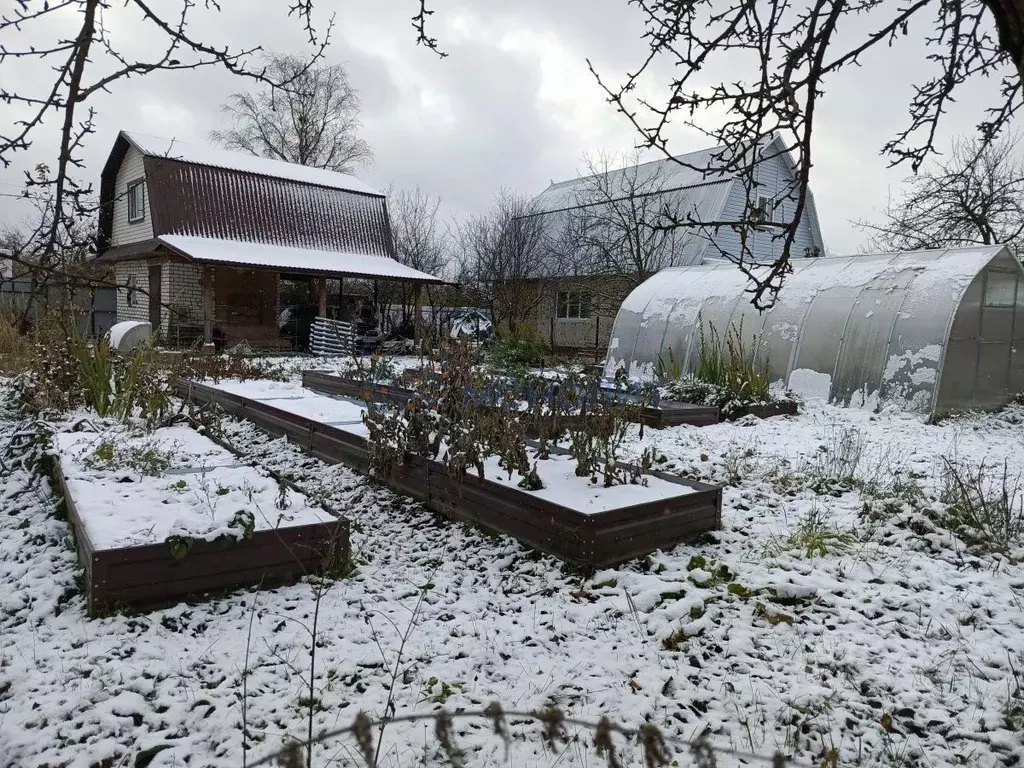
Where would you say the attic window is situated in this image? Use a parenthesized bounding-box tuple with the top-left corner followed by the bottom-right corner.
(754, 195, 772, 222)
(127, 179, 146, 223)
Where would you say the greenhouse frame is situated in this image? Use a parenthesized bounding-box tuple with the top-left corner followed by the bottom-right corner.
(605, 245, 1024, 416)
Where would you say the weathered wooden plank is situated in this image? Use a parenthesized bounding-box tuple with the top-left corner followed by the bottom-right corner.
(92, 561, 321, 607)
(98, 529, 346, 588)
(93, 520, 344, 567)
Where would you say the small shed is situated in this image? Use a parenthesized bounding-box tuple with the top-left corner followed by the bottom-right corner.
(605, 245, 1024, 415)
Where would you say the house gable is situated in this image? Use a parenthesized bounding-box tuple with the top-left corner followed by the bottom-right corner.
(530, 134, 826, 270)
(109, 145, 154, 248)
(711, 150, 822, 263)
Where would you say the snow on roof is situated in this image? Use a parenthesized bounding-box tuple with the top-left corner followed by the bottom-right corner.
(158, 235, 447, 283)
(531, 136, 788, 215)
(123, 131, 382, 196)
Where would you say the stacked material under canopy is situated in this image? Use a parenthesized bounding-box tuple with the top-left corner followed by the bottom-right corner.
(605, 245, 1024, 416)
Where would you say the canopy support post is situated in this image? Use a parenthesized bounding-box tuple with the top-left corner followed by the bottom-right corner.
(316, 277, 327, 317)
(202, 266, 214, 352)
(413, 283, 422, 353)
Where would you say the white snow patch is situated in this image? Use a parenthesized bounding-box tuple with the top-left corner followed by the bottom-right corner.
(787, 368, 832, 401)
(54, 425, 329, 549)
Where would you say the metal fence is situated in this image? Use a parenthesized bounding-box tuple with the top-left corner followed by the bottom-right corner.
(0, 277, 116, 337)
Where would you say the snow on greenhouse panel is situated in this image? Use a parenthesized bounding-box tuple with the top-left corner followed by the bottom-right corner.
(606, 245, 1024, 415)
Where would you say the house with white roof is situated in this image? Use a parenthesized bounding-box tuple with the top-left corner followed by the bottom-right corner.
(95, 130, 445, 350)
(524, 134, 826, 351)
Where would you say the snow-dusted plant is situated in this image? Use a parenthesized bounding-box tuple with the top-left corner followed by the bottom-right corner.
(941, 457, 1024, 555)
(346, 350, 398, 385)
(361, 400, 408, 479)
(82, 438, 173, 477)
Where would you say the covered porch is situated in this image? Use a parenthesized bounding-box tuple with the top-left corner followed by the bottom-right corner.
(118, 235, 448, 352)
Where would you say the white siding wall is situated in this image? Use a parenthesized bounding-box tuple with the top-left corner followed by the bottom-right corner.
(111, 146, 154, 247)
(115, 261, 150, 324)
(711, 154, 821, 263)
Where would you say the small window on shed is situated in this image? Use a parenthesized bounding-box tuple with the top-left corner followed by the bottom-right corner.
(127, 179, 146, 223)
(126, 274, 138, 306)
(984, 268, 1018, 308)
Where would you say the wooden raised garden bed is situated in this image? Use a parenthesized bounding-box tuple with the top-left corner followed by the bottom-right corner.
(52, 427, 349, 615)
(743, 401, 799, 419)
(176, 379, 722, 568)
(301, 370, 720, 430)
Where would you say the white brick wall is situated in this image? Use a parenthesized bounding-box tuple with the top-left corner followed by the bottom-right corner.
(115, 261, 150, 324)
(116, 259, 212, 340)
(163, 262, 207, 329)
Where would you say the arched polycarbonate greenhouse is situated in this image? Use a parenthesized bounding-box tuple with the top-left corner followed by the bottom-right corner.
(605, 245, 1024, 416)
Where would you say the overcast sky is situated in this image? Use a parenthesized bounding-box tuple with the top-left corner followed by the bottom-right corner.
(0, 0, 1012, 255)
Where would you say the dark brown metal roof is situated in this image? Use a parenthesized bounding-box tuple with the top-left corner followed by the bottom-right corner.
(97, 131, 397, 260)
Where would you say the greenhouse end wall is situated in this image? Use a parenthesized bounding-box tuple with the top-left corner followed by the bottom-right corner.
(935, 249, 1024, 415)
(605, 246, 1024, 416)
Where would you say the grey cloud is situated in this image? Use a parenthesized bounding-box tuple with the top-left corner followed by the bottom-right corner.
(0, 0, 1015, 255)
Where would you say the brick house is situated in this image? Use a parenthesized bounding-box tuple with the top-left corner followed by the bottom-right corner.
(95, 131, 444, 349)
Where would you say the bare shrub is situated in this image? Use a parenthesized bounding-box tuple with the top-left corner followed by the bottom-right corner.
(803, 424, 864, 496)
(940, 457, 1024, 554)
(0, 312, 32, 373)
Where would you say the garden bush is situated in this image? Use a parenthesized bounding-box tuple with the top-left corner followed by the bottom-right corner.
(487, 331, 550, 376)
(362, 340, 651, 489)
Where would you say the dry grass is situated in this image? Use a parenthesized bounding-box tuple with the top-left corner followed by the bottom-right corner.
(0, 312, 37, 374)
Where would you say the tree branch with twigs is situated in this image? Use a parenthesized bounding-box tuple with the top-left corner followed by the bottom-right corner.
(211, 53, 373, 174)
(857, 133, 1024, 253)
(456, 191, 552, 338)
(591, 0, 1024, 308)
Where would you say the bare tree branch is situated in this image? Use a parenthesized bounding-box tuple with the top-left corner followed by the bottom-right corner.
(210, 53, 373, 174)
(592, 0, 1024, 308)
(858, 133, 1024, 252)
(457, 191, 550, 337)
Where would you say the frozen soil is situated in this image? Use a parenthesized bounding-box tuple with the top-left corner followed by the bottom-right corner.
(3, 392, 1024, 767)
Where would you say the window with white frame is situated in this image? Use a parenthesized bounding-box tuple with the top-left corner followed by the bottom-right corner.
(556, 291, 590, 319)
(126, 274, 138, 306)
(755, 195, 772, 221)
(127, 179, 146, 223)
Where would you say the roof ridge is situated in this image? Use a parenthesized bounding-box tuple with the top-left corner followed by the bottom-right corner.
(121, 130, 382, 197)
(546, 144, 730, 192)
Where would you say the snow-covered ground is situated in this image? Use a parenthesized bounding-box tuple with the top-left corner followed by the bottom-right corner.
(3, 388, 1024, 767)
